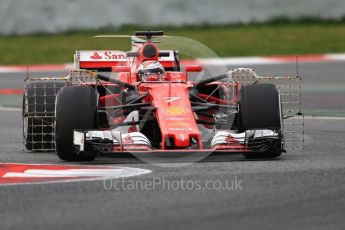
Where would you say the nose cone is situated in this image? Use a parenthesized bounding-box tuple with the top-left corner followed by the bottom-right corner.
(169, 133, 190, 148)
(147, 83, 201, 149)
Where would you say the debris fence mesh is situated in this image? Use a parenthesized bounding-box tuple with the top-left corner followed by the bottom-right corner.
(23, 70, 97, 151)
(226, 68, 304, 150)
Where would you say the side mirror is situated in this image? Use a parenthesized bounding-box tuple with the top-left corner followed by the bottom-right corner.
(185, 65, 203, 72)
(112, 66, 131, 73)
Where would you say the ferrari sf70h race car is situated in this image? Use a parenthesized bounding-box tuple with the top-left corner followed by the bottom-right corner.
(22, 31, 303, 161)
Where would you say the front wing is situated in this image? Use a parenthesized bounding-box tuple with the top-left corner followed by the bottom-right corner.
(73, 129, 283, 155)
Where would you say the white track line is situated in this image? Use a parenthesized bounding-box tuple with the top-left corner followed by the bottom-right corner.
(302, 116, 345, 120)
(0, 106, 21, 112)
(324, 53, 345, 61)
(197, 57, 282, 65)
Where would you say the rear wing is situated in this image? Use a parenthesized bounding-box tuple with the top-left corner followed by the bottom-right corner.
(74, 50, 180, 71)
(74, 50, 127, 70)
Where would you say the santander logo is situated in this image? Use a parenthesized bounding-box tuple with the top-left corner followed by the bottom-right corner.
(90, 52, 103, 60)
(83, 51, 126, 61)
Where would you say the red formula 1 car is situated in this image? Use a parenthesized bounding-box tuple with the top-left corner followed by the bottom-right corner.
(22, 31, 303, 161)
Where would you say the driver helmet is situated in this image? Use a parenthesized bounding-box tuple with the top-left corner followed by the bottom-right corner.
(138, 60, 165, 81)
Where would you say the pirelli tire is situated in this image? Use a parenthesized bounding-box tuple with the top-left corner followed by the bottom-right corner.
(239, 83, 283, 159)
(55, 86, 98, 161)
(23, 81, 64, 151)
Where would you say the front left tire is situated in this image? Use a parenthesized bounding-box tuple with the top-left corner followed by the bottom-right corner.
(55, 86, 98, 161)
(239, 83, 283, 159)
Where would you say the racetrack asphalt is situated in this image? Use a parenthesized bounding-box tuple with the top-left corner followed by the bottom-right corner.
(0, 61, 344, 230)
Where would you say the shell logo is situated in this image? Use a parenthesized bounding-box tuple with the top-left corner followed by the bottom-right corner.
(168, 122, 189, 127)
(165, 106, 189, 116)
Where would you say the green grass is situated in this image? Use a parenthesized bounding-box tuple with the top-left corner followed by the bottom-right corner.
(1, 22, 345, 64)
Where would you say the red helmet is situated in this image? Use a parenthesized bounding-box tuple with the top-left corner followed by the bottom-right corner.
(138, 61, 165, 81)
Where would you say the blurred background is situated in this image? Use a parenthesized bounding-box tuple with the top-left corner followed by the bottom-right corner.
(1, 0, 345, 35)
(0, 0, 344, 116)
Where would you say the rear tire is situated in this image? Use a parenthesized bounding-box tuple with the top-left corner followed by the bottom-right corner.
(23, 81, 64, 151)
(55, 86, 98, 161)
(239, 83, 282, 159)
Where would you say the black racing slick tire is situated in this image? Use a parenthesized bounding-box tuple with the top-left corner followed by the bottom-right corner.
(23, 81, 64, 151)
(55, 86, 98, 161)
(239, 83, 282, 159)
